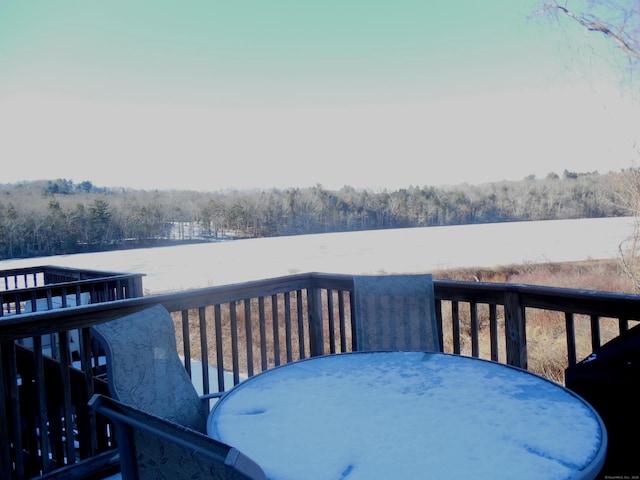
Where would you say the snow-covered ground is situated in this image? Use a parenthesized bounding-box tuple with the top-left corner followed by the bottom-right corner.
(1, 217, 635, 294)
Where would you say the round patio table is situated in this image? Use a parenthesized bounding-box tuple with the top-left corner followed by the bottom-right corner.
(208, 351, 606, 480)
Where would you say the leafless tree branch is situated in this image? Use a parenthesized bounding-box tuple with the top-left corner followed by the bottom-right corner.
(539, 1, 640, 60)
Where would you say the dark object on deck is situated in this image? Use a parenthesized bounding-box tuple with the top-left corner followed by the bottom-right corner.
(565, 324, 640, 478)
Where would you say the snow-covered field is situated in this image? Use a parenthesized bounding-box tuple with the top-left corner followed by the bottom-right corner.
(1, 217, 635, 294)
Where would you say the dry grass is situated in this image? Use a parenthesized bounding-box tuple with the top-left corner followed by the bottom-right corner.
(173, 260, 638, 384)
(433, 259, 634, 292)
(434, 259, 638, 382)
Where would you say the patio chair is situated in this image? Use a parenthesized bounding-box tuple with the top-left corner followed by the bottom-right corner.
(91, 304, 220, 433)
(89, 394, 267, 480)
(353, 274, 441, 352)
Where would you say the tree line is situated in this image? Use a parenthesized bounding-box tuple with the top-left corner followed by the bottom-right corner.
(0, 170, 632, 260)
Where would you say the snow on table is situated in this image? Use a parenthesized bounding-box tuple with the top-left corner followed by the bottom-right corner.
(208, 352, 606, 480)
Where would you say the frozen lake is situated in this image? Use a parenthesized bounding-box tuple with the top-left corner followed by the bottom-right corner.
(1, 217, 635, 294)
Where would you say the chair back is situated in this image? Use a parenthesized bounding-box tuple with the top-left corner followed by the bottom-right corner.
(89, 394, 267, 480)
(353, 274, 440, 352)
(91, 304, 207, 432)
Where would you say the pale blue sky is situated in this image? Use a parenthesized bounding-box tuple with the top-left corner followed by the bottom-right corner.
(1, 0, 638, 191)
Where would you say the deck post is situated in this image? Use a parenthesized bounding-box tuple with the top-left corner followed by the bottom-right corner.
(307, 286, 324, 357)
(130, 276, 144, 298)
(504, 290, 527, 370)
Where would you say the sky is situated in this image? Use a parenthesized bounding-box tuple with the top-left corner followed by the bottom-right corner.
(1, 0, 639, 192)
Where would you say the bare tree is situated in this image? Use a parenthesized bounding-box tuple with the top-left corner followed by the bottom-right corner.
(537, 1, 640, 288)
(536, 0, 639, 88)
(614, 150, 640, 290)
(537, 1, 640, 63)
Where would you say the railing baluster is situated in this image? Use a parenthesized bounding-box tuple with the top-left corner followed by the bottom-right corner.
(349, 290, 357, 351)
(61, 286, 68, 308)
(271, 294, 281, 367)
(470, 302, 479, 358)
(75, 285, 82, 306)
(284, 292, 293, 363)
(338, 290, 347, 353)
(89, 283, 97, 304)
(590, 314, 601, 351)
(116, 279, 125, 300)
(14, 292, 21, 314)
(565, 312, 577, 368)
(229, 302, 240, 385)
(30, 291, 37, 312)
(327, 289, 336, 354)
(489, 304, 498, 362)
(79, 326, 98, 459)
(199, 307, 211, 394)
(214, 305, 225, 392)
(452, 301, 461, 354)
(619, 317, 629, 334)
(34, 335, 51, 472)
(244, 299, 254, 378)
(181, 310, 191, 376)
(57, 331, 76, 466)
(435, 298, 444, 352)
(296, 290, 306, 359)
(46, 289, 53, 310)
(258, 297, 268, 371)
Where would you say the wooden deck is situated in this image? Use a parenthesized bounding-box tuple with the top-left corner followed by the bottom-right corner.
(1, 271, 639, 478)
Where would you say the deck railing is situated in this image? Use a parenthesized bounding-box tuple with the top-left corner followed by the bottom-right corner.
(1, 272, 639, 478)
(1, 266, 145, 317)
